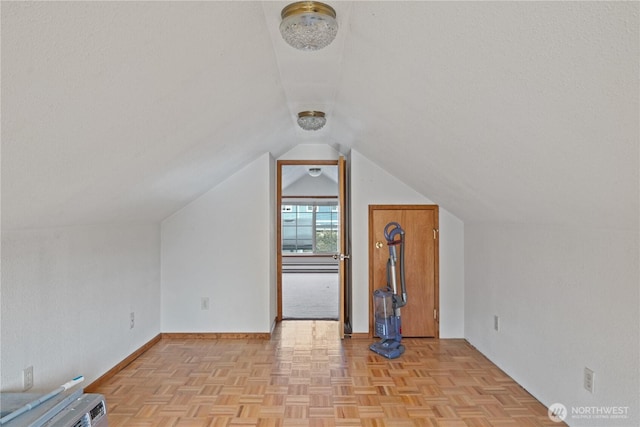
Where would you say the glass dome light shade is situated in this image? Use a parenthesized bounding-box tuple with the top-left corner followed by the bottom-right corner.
(280, 1, 338, 51)
(308, 167, 322, 177)
(297, 111, 326, 131)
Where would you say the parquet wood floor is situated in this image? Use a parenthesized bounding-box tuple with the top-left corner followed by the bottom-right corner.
(93, 321, 564, 426)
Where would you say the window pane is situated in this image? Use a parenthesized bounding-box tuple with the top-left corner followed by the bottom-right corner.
(281, 202, 339, 254)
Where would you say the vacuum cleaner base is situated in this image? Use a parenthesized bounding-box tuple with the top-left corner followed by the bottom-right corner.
(369, 340, 405, 359)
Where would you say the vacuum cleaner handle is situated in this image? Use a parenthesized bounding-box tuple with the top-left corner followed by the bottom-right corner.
(384, 222, 404, 242)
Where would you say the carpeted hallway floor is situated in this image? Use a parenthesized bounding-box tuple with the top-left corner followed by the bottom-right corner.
(282, 272, 339, 320)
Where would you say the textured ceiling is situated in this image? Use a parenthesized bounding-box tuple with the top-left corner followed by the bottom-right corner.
(2, 1, 638, 230)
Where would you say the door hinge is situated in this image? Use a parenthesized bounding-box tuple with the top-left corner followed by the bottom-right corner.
(434, 309, 437, 320)
(433, 229, 438, 239)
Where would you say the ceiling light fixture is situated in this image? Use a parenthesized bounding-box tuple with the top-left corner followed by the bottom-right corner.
(297, 111, 326, 131)
(308, 167, 322, 177)
(280, 1, 338, 51)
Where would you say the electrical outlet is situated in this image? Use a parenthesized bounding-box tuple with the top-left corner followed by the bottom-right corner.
(584, 367, 594, 393)
(130, 312, 135, 329)
(494, 315, 499, 331)
(23, 366, 34, 391)
(201, 297, 210, 310)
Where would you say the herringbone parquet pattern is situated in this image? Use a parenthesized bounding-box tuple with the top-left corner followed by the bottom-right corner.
(93, 321, 563, 426)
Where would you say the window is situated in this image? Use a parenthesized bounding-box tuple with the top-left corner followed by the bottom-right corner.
(282, 202, 339, 253)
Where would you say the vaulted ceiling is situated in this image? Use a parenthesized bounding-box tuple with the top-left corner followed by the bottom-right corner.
(2, 1, 637, 231)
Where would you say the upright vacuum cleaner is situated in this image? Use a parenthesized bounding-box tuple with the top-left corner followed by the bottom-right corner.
(370, 222, 407, 359)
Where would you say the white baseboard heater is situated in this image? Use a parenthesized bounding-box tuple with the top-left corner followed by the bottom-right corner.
(0, 389, 107, 427)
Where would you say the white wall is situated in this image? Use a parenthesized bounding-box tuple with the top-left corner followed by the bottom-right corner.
(161, 144, 464, 337)
(1, 223, 160, 391)
(350, 150, 465, 337)
(278, 144, 341, 161)
(283, 173, 338, 197)
(465, 224, 639, 426)
(161, 152, 275, 333)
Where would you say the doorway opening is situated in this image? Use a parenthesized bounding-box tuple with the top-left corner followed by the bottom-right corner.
(279, 162, 339, 320)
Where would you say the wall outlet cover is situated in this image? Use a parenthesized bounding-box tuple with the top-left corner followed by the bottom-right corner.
(23, 366, 34, 391)
(584, 367, 594, 393)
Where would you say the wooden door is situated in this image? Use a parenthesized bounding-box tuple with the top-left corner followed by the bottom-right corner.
(368, 205, 439, 338)
(337, 156, 348, 338)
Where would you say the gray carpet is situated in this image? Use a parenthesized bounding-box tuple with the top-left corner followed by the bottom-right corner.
(282, 272, 339, 320)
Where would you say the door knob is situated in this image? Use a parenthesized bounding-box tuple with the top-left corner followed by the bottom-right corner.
(375, 241, 384, 249)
